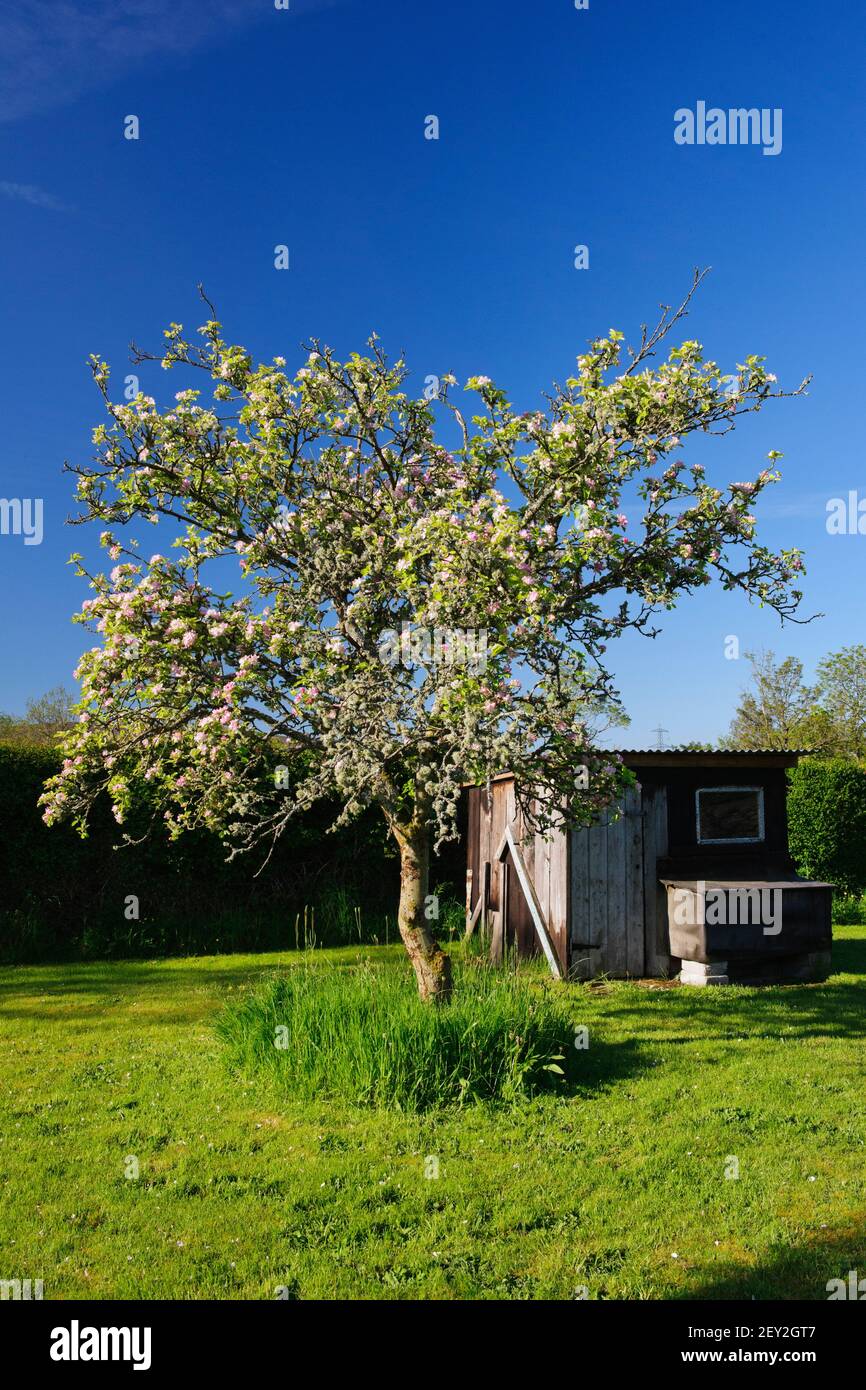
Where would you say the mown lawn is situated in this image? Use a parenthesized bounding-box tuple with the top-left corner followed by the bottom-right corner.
(1, 929, 865, 1301)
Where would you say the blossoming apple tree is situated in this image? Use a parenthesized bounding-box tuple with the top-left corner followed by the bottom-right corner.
(42, 274, 809, 1000)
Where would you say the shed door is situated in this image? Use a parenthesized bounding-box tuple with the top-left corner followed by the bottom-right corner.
(568, 785, 646, 979)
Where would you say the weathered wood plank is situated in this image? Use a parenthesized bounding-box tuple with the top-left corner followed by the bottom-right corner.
(643, 785, 671, 976)
(605, 804, 628, 976)
(548, 818, 568, 976)
(517, 804, 536, 956)
(488, 779, 510, 927)
(587, 815, 609, 958)
(534, 818, 552, 961)
(508, 792, 534, 955)
(488, 908, 503, 964)
(625, 784, 646, 977)
(569, 820, 591, 949)
(641, 785, 660, 973)
(500, 860, 510, 961)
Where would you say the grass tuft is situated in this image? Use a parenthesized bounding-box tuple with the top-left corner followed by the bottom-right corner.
(216, 956, 578, 1110)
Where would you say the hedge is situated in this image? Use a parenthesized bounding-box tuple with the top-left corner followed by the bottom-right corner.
(787, 758, 866, 898)
(0, 742, 421, 962)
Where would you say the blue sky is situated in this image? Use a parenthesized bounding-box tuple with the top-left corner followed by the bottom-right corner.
(1, 0, 864, 746)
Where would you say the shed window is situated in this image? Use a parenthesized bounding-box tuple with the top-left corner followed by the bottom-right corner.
(696, 786, 764, 844)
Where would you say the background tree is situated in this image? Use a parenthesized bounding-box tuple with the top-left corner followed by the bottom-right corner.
(22, 687, 76, 742)
(0, 687, 75, 746)
(813, 645, 866, 758)
(725, 645, 866, 756)
(725, 650, 820, 750)
(42, 275, 808, 1000)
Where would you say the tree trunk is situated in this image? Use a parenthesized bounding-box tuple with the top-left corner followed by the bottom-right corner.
(393, 822, 452, 1003)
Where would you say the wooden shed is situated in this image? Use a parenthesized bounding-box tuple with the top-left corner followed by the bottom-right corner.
(463, 751, 833, 985)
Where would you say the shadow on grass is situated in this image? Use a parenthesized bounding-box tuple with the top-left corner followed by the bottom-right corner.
(679, 1218, 866, 1301)
(0, 953, 377, 1002)
(567, 1037, 651, 1100)
(829, 933, 866, 977)
(601, 932, 866, 1043)
(4, 935, 866, 1053)
(608, 972, 866, 1043)
(0, 964, 273, 996)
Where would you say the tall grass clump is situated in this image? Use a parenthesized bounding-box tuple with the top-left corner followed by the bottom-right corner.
(832, 892, 866, 926)
(216, 958, 579, 1110)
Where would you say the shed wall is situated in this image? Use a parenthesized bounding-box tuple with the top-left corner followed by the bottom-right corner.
(465, 778, 671, 979)
(568, 784, 670, 979)
(464, 779, 569, 975)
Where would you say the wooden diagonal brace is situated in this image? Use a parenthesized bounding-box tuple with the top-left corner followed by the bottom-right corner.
(494, 825, 563, 979)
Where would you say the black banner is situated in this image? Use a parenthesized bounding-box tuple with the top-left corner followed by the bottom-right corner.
(6, 1298, 863, 1375)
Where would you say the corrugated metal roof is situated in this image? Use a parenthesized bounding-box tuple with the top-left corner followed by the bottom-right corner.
(462, 748, 810, 787)
(615, 747, 813, 756)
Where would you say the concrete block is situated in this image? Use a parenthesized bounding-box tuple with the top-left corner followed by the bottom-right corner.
(680, 959, 729, 986)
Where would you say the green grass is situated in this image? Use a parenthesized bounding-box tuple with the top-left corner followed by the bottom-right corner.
(2, 930, 866, 1299)
(217, 956, 578, 1109)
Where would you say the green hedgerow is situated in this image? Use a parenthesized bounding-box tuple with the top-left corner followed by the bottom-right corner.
(788, 758, 866, 898)
(216, 957, 580, 1110)
(0, 740, 404, 961)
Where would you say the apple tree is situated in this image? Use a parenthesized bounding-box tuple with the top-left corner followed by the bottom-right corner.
(42, 275, 808, 1000)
